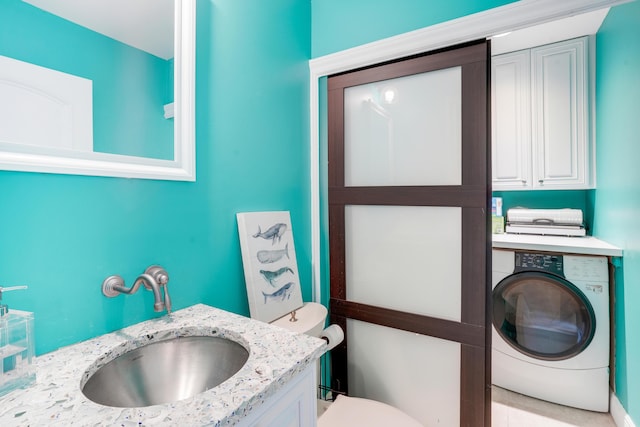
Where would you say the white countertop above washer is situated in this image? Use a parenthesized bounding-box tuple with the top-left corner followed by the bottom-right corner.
(492, 233, 623, 257)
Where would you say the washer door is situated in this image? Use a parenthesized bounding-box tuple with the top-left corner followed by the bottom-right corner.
(492, 271, 596, 361)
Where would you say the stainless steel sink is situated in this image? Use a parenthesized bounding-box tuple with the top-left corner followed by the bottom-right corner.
(81, 335, 249, 407)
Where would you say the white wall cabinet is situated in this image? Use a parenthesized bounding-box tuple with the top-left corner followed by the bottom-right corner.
(492, 37, 594, 191)
(492, 50, 532, 189)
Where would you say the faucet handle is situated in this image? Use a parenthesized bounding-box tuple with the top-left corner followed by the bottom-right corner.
(145, 266, 171, 313)
(145, 266, 169, 286)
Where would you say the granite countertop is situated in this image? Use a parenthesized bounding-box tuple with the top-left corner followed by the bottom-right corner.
(0, 304, 326, 426)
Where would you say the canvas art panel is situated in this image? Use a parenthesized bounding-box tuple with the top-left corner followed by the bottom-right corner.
(237, 211, 303, 323)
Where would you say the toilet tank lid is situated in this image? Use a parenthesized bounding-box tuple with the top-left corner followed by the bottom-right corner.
(269, 302, 327, 335)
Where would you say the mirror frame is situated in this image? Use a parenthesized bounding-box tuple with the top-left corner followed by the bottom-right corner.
(0, 0, 195, 181)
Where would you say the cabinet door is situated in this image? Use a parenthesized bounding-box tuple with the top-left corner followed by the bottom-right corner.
(244, 365, 317, 427)
(531, 38, 590, 189)
(492, 51, 532, 190)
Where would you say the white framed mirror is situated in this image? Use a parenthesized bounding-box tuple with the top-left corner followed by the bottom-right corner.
(0, 0, 195, 181)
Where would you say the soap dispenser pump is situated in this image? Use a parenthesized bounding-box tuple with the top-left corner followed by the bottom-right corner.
(0, 285, 35, 397)
(0, 285, 28, 317)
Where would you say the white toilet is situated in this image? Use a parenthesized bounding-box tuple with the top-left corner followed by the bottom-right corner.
(317, 394, 423, 427)
(270, 302, 422, 427)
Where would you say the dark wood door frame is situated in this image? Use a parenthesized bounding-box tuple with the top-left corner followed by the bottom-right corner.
(327, 40, 492, 427)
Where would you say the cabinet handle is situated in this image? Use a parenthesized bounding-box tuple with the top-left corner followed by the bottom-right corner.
(522, 180, 527, 185)
(538, 179, 544, 185)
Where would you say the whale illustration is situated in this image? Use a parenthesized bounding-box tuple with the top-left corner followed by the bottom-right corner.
(259, 267, 294, 287)
(253, 223, 287, 245)
(262, 282, 294, 304)
(257, 243, 289, 264)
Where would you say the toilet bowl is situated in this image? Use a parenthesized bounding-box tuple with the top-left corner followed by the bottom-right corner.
(269, 302, 422, 426)
(317, 394, 422, 427)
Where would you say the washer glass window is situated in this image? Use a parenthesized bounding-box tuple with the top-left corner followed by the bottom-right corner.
(493, 271, 596, 361)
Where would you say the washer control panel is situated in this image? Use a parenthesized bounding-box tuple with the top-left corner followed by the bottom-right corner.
(514, 252, 564, 276)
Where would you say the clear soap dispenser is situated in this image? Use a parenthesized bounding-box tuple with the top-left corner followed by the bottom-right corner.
(0, 286, 35, 397)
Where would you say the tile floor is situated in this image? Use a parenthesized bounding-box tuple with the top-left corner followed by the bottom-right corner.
(317, 387, 617, 426)
(491, 386, 616, 427)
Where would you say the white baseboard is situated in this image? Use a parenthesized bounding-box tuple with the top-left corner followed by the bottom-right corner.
(611, 390, 637, 427)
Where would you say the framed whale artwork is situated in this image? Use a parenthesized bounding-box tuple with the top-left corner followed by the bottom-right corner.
(236, 211, 303, 323)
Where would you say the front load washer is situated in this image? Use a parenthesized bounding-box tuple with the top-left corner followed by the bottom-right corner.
(492, 249, 610, 412)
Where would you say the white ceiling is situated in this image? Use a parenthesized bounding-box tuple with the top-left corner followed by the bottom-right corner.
(22, 0, 174, 60)
(491, 8, 610, 55)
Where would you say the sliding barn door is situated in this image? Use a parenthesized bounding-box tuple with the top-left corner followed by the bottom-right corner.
(328, 40, 491, 426)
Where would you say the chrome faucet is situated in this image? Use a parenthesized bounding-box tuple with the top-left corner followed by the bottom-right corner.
(102, 266, 172, 313)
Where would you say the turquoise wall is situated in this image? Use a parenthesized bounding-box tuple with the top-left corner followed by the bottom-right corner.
(0, 0, 173, 160)
(311, 0, 517, 57)
(594, 1, 640, 422)
(0, 0, 312, 356)
(2, 0, 638, 421)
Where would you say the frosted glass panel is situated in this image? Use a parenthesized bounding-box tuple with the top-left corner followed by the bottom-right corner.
(347, 319, 461, 426)
(345, 205, 462, 321)
(344, 66, 461, 187)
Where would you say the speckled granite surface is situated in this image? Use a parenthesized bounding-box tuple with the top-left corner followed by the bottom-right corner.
(0, 304, 326, 426)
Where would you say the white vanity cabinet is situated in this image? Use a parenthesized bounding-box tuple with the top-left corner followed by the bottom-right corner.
(0, 305, 326, 426)
(492, 37, 593, 190)
(242, 364, 317, 427)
